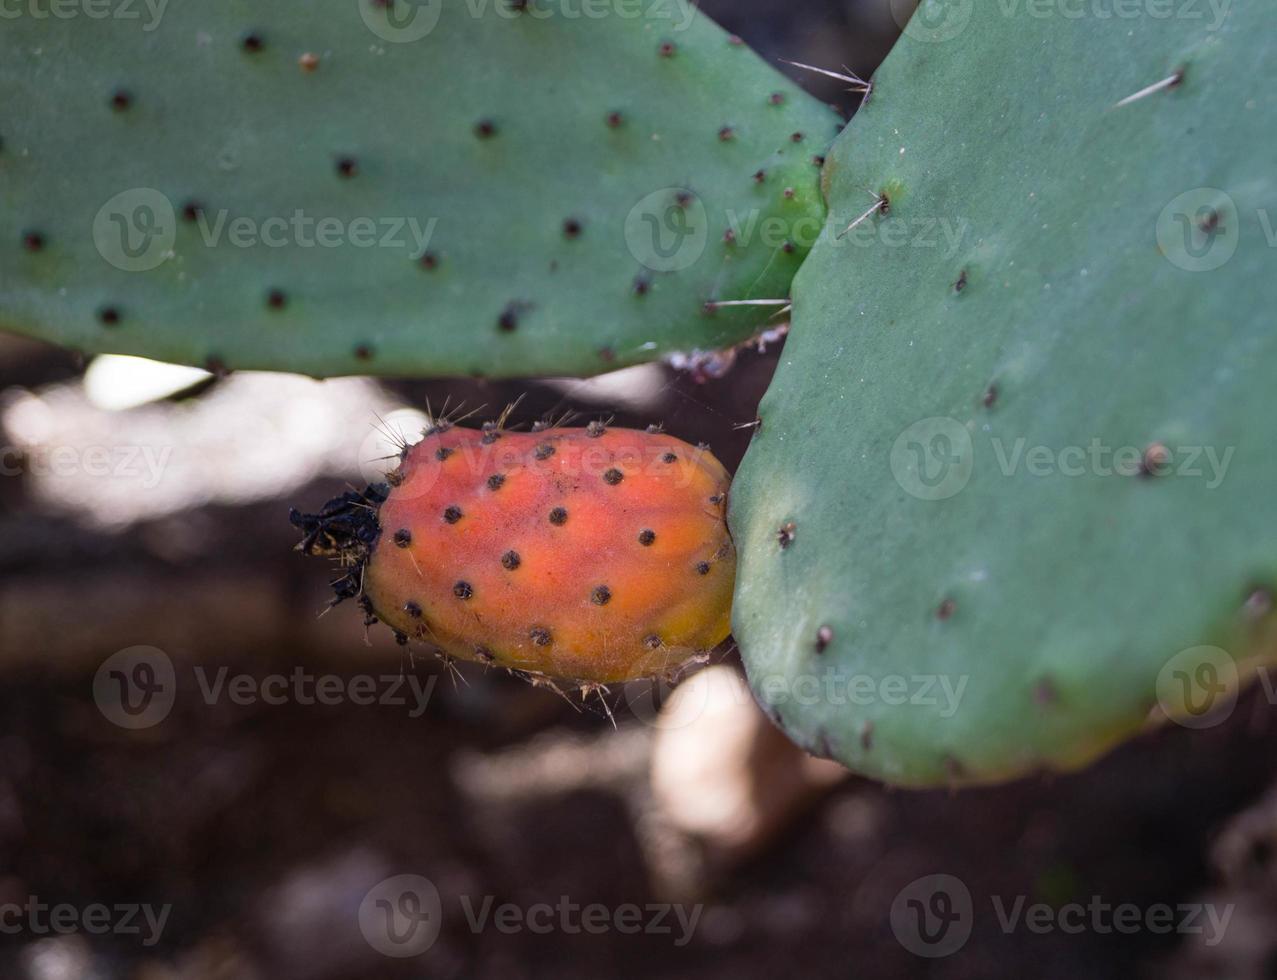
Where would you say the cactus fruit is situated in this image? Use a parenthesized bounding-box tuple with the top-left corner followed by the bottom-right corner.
(0, 1, 838, 379)
(293, 418, 735, 684)
(730, 6, 1277, 785)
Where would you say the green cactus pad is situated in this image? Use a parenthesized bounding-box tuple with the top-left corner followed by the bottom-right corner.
(730, 5, 1277, 786)
(0, 2, 837, 378)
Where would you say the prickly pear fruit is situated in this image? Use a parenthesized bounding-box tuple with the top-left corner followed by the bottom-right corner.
(294, 421, 735, 683)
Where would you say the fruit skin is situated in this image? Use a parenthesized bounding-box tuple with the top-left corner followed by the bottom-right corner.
(0, 1, 836, 379)
(299, 422, 735, 684)
(730, 6, 1277, 785)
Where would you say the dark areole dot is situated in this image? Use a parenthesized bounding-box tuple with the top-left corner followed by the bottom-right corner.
(498, 306, 520, 332)
(769, 92, 785, 105)
(638, 529, 655, 546)
(475, 119, 497, 139)
(530, 627, 552, 646)
(633, 275, 651, 296)
(97, 306, 121, 327)
(420, 250, 440, 269)
(603, 468, 623, 485)
(937, 598, 957, 620)
(791, 132, 805, 143)
(502, 550, 521, 570)
(658, 41, 676, 57)
(718, 126, 735, 141)
(336, 157, 358, 178)
(22, 231, 45, 252)
(181, 201, 205, 222)
(241, 32, 265, 53)
(644, 634, 662, 649)
(453, 581, 473, 600)
(606, 111, 624, 128)
(444, 505, 463, 524)
(266, 289, 287, 310)
(549, 507, 568, 526)
(695, 561, 711, 575)
(435, 446, 453, 461)
(591, 585, 612, 605)
(753, 169, 766, 183)
(562, 218, 583, 238)
(393, 529, 412, 548)
(661, 452, 677, 464)
(487, 473, 506, 490)
(534, 444, 555, 461)
(404, 601, 422, 618)
(110, 89, 132, 111)
(354, 344, 373, 361)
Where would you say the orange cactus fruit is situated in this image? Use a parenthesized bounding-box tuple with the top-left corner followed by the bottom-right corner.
(294, 419, 735, 684)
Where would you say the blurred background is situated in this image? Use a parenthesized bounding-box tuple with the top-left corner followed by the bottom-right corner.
(4, 1, 1277, 977)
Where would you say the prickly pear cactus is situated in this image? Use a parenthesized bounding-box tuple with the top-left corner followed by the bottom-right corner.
(293, 418, 735, 683)
(731, 6, 1277, 785)
(0, 1, 837, 378)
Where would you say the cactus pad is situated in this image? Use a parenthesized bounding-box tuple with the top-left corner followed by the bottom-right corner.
(730, 7, 1277, 785)
(0, 2, 837, 377)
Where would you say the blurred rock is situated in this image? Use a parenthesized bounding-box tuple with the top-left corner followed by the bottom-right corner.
(650, 666, 847, 864)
